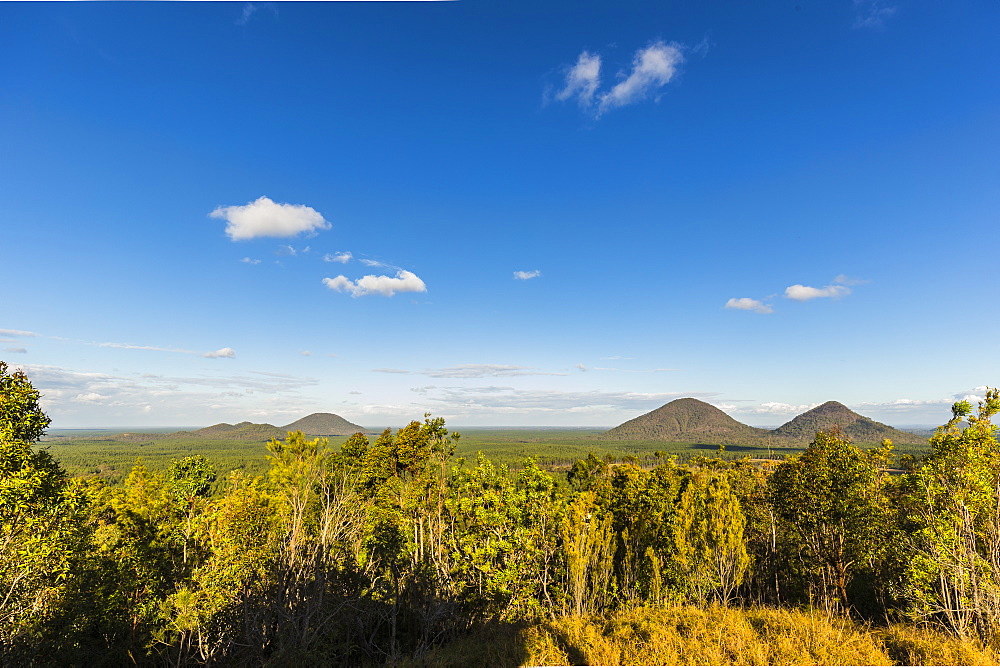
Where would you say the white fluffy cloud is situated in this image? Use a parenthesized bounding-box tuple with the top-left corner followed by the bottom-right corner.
(323, 252, 352, 263)
(555, 41, 684, 117)
(203, 347, 236, 359)
(514, 270, 541, 280)
(211, 196, 331, 241)
(784, 284, 851, 301)
(724, 297, 773, 314)
(556, 51, 601, 106)
(323, 270, 427, 297)
(598, 42, 684, 115)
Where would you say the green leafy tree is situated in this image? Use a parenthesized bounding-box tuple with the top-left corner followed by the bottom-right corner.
(561, 490, 615, 616)
(0, 361, 89, 655)
(85, 463, 177, 660)
(446, 456, 563, 621)
(900, 389, 1000, 640)
(169, 455, 217, 566)
(769, 429, 889, 612)
(670, 469, 750, 604)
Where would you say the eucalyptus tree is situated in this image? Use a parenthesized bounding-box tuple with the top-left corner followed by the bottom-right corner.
(769, 429, 890, 612)
(0, 362, 89, 656)
(900, 390, 1000, 640)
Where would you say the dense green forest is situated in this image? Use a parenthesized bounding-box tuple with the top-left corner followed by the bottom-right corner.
(4, 360, 1000, 665)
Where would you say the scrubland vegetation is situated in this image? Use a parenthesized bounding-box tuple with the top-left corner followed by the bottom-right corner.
(4, 360, 1000, 665)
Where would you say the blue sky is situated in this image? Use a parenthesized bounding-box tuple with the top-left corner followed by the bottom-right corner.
(2, 1, 997, 428)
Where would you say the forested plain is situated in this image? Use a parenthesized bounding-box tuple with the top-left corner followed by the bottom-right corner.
(5, 360, 1000, 666)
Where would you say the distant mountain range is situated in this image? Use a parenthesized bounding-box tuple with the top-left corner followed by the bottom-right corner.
(602, 398, 924, 445)
(170, 412, 366, 441)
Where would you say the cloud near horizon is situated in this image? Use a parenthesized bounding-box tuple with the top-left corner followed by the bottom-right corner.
(400, 386, 719, 418)
(211, 196, 331, 241)
(374, 364, 567, 379)
(15, 363, 321, 426)
(323, 270, 427, 297)
(0, 328, 38, 338)
(203, 347, 236, 359)
(555, 41, 684, 117)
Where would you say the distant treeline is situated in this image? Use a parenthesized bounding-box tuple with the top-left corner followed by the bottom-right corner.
(3, 360, 1000, 665)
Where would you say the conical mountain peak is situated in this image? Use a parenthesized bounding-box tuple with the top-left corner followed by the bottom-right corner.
(603, 398, 770, 443)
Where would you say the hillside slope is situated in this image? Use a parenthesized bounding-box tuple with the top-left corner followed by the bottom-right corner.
(182, 421, 286, 440)
(602, 398, 771, 443)
(282, 412, 364, 435)
(773, 401, 922, 444)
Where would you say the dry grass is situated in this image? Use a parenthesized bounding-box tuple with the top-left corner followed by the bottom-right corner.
(523, 604, 890, 666)
(406, 603, 1000, 666)
(877, 624, 1000, 666)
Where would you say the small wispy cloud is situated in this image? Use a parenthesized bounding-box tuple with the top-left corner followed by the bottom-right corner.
(556, 51, 602, 107)
(323, 251, 352, 264)
(4, 347, 27, 354)
(373, 364, 567, 379)
(784, 283, 851, 301)
(832, 274, 868, 286)
(724, 297, 774, 314)
(592, 367, 676, 373)
(7, 329, 239, 361)
(236, 2, 276, 26)
(322, 270, 427, 297)
(576, 363, 588, 372)
(99, 342, 199, 354)
(598, 41, 684, 116)
(0, 328, 37, 338)
(211, 196, 330, 241)
(240, 257, 261, 265)
(73, 392, 107, 404)
(276, 244, 297, 257)
(514, 269, 542, 280)
(298, 350, 312, 356)
(237, 3, 258, 26)
(853, 0, 897, 29)
(359, 258, 391, 268)
(425, 364, 567, 379)
(553, 41, 685, 118)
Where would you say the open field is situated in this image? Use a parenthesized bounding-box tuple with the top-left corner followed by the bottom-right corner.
(41, 426, 931, 485)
